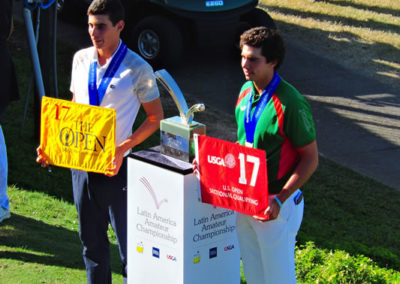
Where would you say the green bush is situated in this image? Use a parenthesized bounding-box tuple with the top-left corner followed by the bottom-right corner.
(296, 242, 400, 283)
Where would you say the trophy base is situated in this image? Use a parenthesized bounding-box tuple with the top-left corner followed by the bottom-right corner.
(160, 116, 206, 162)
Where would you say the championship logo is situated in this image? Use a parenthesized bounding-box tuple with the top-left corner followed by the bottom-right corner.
(139, 176, 168, 209)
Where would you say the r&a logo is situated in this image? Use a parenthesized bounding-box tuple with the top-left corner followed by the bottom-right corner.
(152, 247, 160, 258)
(209, 247, 217, 259)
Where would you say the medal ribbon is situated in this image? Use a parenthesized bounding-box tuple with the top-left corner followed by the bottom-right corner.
(88, 42, 128, 106)
(245, 72, 281, 145)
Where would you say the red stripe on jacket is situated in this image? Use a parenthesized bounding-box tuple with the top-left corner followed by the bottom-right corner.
(272, 95, 300, 180)
(236, 87, 252, 107)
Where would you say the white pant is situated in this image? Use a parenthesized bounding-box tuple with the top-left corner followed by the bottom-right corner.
(0, 125, 9, 211)
(236, 189, 304, 284)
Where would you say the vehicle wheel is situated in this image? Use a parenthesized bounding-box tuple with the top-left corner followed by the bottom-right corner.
(130, 16, 183, 68)
(57, 0, 87, 23)
(241, 8, 276, 30)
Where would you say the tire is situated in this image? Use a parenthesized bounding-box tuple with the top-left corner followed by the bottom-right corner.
(241, 8, 277, 30)
(130, 16, 183, 68)
(57, 0, 88, 24)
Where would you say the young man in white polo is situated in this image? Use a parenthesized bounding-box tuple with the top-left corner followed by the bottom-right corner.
(38, 0, 163, 282)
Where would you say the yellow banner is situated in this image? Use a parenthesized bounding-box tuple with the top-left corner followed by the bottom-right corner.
(40, 96, 116, 174)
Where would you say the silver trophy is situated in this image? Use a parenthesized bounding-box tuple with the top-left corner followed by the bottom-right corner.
(155, 69, 206, 162)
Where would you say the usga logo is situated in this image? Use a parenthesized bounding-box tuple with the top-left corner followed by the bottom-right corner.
(224, 244, 235, 251)
(208, 155, 226, 166)
(166, 254, 177, 262)
(207, 153, 236, 168)
(224, 153, 236, 168)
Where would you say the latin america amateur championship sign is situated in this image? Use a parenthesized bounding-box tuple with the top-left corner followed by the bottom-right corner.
(194, 134, 269, 217)
(40, 96, 116, 174)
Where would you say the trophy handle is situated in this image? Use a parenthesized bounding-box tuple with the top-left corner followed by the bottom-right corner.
(185, 104, 205, 124)
(155, 69, 190, 124)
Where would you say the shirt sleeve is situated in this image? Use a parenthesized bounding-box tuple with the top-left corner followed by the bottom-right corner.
(285, 95, 316, 148)
(134, 60, 160, 103)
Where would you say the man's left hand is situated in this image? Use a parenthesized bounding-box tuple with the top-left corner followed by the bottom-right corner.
(105, 145, 126, 177)
(253, 196, 281, 222)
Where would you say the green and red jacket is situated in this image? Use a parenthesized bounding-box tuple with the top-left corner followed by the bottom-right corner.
(235, 78, 316, 194)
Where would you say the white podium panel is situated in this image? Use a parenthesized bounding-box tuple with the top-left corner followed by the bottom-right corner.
(127, 149, 240, 284)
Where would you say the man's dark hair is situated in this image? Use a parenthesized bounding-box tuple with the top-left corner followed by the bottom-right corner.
(87, 0, 125, 25)
(240, 26, 285, 70)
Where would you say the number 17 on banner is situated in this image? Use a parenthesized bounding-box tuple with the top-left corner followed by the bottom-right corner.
(193, 134, 268, 217)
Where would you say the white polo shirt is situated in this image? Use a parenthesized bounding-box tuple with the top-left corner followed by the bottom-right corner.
(70, 42, 160, 145)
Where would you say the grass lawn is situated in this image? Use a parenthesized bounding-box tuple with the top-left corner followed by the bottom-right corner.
(259, 0, 400, 89)
(2, 1, 400, 282)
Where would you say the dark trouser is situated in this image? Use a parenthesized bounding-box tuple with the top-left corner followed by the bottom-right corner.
(71, 159, 127, 284)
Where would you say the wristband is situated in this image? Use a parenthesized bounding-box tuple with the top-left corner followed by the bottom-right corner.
(274, 196, 283, 208)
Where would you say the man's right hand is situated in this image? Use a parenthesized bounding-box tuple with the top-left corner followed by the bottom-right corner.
(36, 146, 49, 168)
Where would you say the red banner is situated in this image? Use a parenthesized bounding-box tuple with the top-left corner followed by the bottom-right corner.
(194, 135, 268, 217)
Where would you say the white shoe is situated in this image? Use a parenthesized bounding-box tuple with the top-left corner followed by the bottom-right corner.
(0, 207, 10, 223)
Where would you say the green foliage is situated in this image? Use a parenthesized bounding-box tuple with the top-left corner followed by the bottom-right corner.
(299, 157, 400, 271)
(4, 22, 74, 202)
(296, 242, 400, 283)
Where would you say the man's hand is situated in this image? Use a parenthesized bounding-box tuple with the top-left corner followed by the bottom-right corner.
(262, 198, 281, 220)
(36, 146, 49, 168)
(105, 145, 126, 177)
(253, 195, 281, 222)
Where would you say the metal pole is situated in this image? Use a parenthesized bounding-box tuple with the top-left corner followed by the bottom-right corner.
(23, 7, 45, 101)
(53, 2, 58, 98)
(21, 9, 41, 135)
